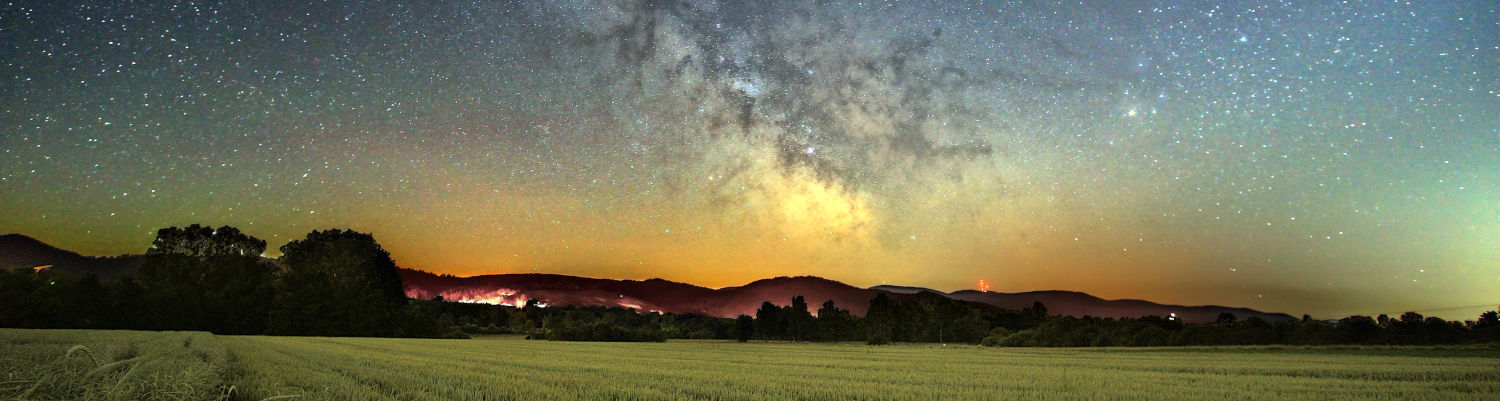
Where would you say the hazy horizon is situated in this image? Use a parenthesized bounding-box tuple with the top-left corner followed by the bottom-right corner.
(1, 229, 1487, 321)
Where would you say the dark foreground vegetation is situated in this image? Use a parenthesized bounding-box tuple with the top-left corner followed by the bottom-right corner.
(0, 329, 229, 401)
(2, 224, 1497, 346)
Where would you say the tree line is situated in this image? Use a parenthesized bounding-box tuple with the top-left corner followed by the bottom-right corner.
(0, 224, 730, 340)
(3, 224, 1498, 345)
(421, 290, 1500, 346)
(738, 293, 1500, 346)
(1, 225, 455, 337)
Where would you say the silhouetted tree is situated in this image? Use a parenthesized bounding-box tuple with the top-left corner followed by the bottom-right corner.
(784, 295, 815, 341)
(1028, 301, 1048, 317)
(862, 294, 898, 343)
(1238, 317, 1277, 344)
(754, 301, 783, 340)
(147, 224, 266, 258)
(1475, 311, 1500, 330)
(1423, 316, 1466, 344)
(1392, 312, 1429, 344)
(68, 275, 110, 329)
(136, 224, 274, 333)
(269, 229, 406, 336)
(109, 276, 148, 329)
(950, 313, 991, 344)
(815, 299, 856, 341)
(1336, 315, 1380, 343)
(1216, 312, 1238, 327)
(735, 315, 754, 342)
(0, 268, 53, 328)
(1128, 324, 1170, 346)
(1471, 311, 1500, 342)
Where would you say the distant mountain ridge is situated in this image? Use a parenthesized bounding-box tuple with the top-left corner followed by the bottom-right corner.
(400, 269, 1297, 323)
(0, 234, 143, 281)
(0, 233, 1295, 323)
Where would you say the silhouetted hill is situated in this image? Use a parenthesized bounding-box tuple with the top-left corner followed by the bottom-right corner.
(399, 270, 895, 317)
(399, 268, 1295, 323)
(400, 269, 718, 314)
(708, 276, 898, 316)
(947, 290, 1295, 323)
(0, 234, 143, 280)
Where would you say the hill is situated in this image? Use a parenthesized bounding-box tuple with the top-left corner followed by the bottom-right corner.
(947, 290, 1294, 323)
(0, 234, 143, 280)
(399, 270, 902, 318)
(400, 268, 1296, 323)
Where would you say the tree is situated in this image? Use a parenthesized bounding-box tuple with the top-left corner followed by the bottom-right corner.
(147, 224, 266, 258)
(1472, 311, 1500, 342)
(754, 301, 783, 340)
(136, 224, 274, 333)
(200, 255, 276, 334)
(1237, 317, 1278, 345)
(1399, 312, 1424, 324)
(734, 315, 754, 342)
(1424, 316, 1465, 344)
(1216, 312, 1238, 326)
(1128, 324, 1170, 347)
(1476, 311, 1500, 330)
(784, 296, 814, 341)
(1392, 312, 1428, 344)
(815, 300, 856, 341)
(269, 229, 407, 336)
(1336, 315, 1380, 344)
(1028, 301, 1048, 317)
(862, 294, 898, 343)
(950, 313, 991, 344)
(109, 276, 149, 329)
(0, 268, 49, 328)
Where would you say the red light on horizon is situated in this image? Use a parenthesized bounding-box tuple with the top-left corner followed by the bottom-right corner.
(978, 279, 990, 292)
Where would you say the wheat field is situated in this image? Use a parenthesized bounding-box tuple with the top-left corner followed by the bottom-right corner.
(0, 329, 230, 401)
(4, 329, 1498, 401)
(222, 335, 1500, 401)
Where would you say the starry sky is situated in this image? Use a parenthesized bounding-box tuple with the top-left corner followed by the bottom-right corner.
(2, 0, 1496, 320)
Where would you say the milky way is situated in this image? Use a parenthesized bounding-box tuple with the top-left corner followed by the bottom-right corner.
(2, 1, 1497, 319)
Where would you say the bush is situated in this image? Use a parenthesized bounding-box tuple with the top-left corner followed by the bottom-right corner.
(996, 330, 1038, 347)
(866, 334, 891, 345)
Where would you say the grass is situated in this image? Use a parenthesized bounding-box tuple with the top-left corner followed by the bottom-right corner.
(4, 329, 1497, 400)
(0, 329, 231, 401)
(221, 336, 1500, 401)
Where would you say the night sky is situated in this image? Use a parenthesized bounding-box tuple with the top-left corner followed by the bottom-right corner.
(3, 1, 1496, 320)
